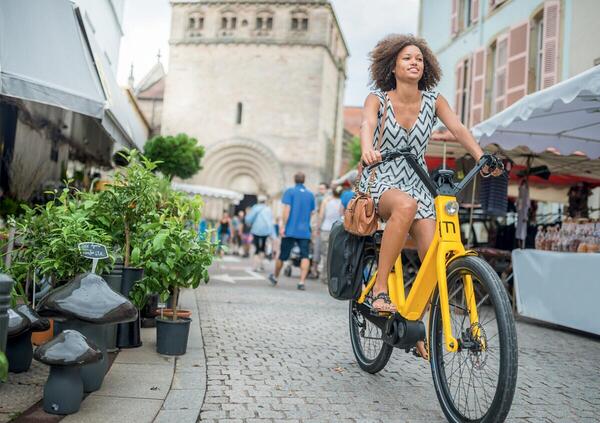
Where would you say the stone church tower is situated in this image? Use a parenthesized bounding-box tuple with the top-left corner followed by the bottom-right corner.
(161, 0, 348, 198)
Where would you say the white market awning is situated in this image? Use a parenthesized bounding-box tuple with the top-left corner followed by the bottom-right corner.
(472, 66, 600, 159)
(0, 0, 105, 118)
(172, 182, 244, 203)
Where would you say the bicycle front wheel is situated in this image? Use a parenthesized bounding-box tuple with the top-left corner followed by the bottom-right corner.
(429, 256, 518, 423)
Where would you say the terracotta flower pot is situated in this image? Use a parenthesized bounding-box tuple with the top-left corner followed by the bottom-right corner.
(32, 319, 54, 346)
(154, 309, 192, 319)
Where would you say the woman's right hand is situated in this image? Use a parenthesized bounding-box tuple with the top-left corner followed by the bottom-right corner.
(361, 148, 382, 166)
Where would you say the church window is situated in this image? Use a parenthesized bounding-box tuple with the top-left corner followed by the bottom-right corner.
(231, 17, 237, 29)
(221, 17, 228, 29)
(187, 12, 204, 34)
(198, 17, 204, 30)
(236, 102, 243, 125)
(255, 10, 274, 35)
(291, 10, 309, 32)
(189, 17, 196, 29)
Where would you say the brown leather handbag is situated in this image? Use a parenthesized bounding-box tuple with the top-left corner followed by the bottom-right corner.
(343, 95, 388, 236)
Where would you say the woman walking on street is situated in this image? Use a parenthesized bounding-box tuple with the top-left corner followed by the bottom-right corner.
(317, 185, 343, 283)
(360, 34, 503, 359)
(245, 195, 275, 272)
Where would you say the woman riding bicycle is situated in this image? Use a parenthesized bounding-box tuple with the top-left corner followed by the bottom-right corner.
(359, 34, 502, 359)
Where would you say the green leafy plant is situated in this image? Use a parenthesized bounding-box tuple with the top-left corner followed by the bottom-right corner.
(129, 189, 214, 314)
(144, 133, 205, 180)
(349, 135, 362, 168)
(96, 150, 160, 266)
(10, 188, 113, 287)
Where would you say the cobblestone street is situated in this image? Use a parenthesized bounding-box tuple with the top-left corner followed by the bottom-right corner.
(197, 255, 600, 423)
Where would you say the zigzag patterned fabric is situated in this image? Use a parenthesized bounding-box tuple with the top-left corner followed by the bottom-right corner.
(359, 89, 439, 220)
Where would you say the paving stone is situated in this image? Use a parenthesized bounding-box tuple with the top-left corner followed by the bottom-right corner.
(197, 256, 600, 421)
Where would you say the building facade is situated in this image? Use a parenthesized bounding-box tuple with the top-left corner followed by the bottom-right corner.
(161, 0, 348, 198)
(419, 0, 600, 128)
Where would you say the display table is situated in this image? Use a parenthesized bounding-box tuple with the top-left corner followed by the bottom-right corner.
(512, 249, 600, 335)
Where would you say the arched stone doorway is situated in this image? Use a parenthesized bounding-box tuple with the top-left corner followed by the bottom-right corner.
(199, 138, 285, 198)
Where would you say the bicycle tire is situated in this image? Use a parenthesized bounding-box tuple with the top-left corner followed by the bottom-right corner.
(429, 256, 518, 423)
(348, 255, 393, 374)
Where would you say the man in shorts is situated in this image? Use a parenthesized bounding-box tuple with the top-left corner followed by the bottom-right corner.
(269, 172, 315, 290)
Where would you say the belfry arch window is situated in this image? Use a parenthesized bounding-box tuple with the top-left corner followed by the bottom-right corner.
(220, 10, 237, 35)
(291, 10, 309, 32)
(255, 10, 274, 36)
(187, 12, 204, 37)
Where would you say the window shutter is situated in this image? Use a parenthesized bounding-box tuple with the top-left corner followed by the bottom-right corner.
(470, 48, 486, 126)
(451, 0, 459, 36)
(506, 21, 529, 106)
(455, 60, 465, 115)
(471, 0, 480, 24)
(494, 34, 509, 113)
(541, 0, 560, 88)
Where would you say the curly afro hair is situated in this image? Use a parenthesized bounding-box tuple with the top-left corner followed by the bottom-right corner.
(369, 34, 442, 92)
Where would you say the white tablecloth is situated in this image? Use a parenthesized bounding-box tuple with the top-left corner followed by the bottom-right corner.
(512, 249, 600, 335)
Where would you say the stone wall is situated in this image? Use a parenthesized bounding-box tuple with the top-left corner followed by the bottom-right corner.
(162, 1, 348, 195)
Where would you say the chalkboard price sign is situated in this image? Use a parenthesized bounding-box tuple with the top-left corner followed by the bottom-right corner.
(78, 243, 109, 260)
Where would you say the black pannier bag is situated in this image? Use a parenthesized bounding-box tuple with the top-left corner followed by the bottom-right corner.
(327, 221, 366, 300)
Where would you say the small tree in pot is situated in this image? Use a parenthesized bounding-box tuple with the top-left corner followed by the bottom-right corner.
(131, 194, 214, 355)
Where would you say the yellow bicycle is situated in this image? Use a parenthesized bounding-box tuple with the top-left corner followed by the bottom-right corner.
(349, 149, 518, 423)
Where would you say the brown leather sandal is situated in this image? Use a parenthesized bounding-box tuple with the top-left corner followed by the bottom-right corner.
(371, 292, 397, 314)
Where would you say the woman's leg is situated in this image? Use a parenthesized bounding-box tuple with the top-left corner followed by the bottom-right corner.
(373, 189, 418, 311)
(409, 218, 436, 359)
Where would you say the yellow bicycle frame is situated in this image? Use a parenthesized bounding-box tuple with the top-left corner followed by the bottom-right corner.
(358, 195, 480, 353)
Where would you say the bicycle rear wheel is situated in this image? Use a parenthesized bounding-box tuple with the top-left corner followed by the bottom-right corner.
(429, 256, 518, 423)
(349, 255, 393, 374)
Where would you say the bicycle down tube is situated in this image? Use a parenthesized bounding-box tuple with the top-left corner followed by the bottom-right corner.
(358, 148, 493, 352)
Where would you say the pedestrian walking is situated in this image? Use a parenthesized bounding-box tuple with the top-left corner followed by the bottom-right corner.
(311, 182, 330, 277)
(268, 172, 315, 290)
(317, 185, 343, 283)
(241, 208, 252, 258)
(245, 195, 275, 272)
(217, 210, 233, 257)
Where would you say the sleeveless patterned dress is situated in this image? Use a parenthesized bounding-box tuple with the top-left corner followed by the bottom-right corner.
(359, 89, 439, 220)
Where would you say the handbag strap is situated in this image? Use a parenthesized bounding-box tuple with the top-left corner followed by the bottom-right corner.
(354, 93, 388, 194)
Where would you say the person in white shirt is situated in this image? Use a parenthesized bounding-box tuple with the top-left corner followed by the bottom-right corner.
(316, 185, 343, 283)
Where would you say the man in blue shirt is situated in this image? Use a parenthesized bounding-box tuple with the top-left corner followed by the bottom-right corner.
(269, 172, 315, 290)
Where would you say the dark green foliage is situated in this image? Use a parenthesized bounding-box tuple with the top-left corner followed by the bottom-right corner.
(144, 134, 205, 180)
(350, 135, 362, 168)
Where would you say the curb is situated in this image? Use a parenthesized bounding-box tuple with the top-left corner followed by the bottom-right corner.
(153, 288, 207, 422)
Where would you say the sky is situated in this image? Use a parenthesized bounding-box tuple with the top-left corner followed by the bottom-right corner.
(116, 0, 420, 106)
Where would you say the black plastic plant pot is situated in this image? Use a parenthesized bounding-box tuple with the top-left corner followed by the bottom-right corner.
(103, 268, 123, 353)
(6, 330, 33, 373)
(116, 268, 144, 348)
(156, 317, 191, 356)
(55, 320, 108, 393)
(116, 314, 142, 349)
(0, 275, 14, 353)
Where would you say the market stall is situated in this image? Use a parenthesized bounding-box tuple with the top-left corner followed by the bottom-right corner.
(471, 65, 600, 334)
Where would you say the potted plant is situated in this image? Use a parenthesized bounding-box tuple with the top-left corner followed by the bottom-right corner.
(131, 194, 214, 355)
(96, 151, 160, 348)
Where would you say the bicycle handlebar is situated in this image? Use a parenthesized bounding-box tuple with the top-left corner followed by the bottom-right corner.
(364, 148, 501, 198)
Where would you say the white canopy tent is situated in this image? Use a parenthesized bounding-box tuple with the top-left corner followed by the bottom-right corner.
(171, 182, 244, 221)
(472, 65, 600, 166)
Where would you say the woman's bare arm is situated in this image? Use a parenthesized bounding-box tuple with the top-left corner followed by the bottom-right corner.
(360, 94, 383, 165)
(435, 94, 484, 161)
(436, 95, 503, 176)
